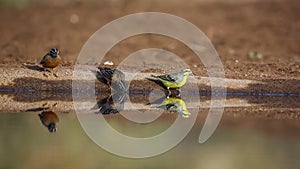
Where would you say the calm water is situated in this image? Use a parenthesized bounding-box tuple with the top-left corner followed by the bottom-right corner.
(1, 111, 300, 169)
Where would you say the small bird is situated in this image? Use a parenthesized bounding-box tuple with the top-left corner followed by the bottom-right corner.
(97, 67, 125, 83)
(40, 48, 61, 73)
(38, 110, 59, 133)
(151, 97, 191, 118)
(97, 67, 127, 91)
(151, 69, 192, 95)
(92, 92, 127, 115)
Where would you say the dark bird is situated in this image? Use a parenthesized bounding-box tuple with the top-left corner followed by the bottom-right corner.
(96, 67, 128, 91)
(92, 92, 128, 115)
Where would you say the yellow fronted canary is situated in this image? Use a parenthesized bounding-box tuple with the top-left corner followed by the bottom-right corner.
(151, 97, 191, 118)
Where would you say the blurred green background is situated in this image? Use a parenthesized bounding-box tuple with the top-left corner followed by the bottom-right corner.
(0, 113, 299, 169)
(0, 0, 268, 7)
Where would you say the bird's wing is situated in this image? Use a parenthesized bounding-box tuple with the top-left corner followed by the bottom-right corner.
(99, 67, 114, 79)
(98, 67, 125, 80)
(116, 92, 128, 104)
(39, 54, 49, 64)
(91, 98, 108, 110)
(154, 104, 167, 110)
(160, 70, 186, 82)
(113, 69, 125, 80)
(111, 79, 128, 92)
(166, 104, 178, 112)
(157, 74, 177, 82)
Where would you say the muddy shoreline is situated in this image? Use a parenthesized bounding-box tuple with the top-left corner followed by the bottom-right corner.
(0, 64, 299, 120)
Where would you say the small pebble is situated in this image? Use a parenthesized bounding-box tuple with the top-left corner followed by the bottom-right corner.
(228, 48, 235, 54)
(248, 51, 255, 59)
(248, 51, 264, 60)
(256, 53, 263, 59)
(70, 14, 79, 24)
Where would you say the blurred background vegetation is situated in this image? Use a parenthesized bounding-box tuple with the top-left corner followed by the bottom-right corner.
(0, 0, 268, 7)
(1, 113, 299, 169)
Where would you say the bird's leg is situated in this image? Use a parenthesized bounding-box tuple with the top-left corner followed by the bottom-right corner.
(103, 77, 111, 87)
(176, 88, 181, 97)
(43, 68, 51, 77)
(42, 102, 51, 110)
(44, 68, 51, 73)
(51, 102, 58, 109)
(49, 68, 59, 77)
(43, 72, 49, 77)
(167, 87, 171, 98)
(53, 69, 58, 77)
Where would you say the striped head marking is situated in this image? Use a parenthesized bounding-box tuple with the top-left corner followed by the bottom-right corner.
(49, 48, 59, 57)
(183, 69, 192, 76)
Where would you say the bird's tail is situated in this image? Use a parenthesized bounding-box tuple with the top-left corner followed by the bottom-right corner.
(151, 75, 158, 78)
(38, 113, 43, 119)
(149, 104, 159, 108)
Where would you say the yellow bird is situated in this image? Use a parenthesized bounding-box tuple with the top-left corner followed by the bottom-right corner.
(151, 69, 192, 95)
(151, 97, 191, 118)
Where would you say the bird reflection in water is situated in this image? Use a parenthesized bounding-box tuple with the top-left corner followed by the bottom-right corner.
(94, 66, 128, 115)
(25, 103, 60, 133)
(151, 97, 191, 118)
(38, 110, 59, 133)
(92, 92, 128, 114)
(95, 67, 191, 117)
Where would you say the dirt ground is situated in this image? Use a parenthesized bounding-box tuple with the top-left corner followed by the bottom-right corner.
(0, 0, 299, 117)
(0, 0, 299, 71)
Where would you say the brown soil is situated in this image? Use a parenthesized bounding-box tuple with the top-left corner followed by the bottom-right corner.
(0, 0, 299, 119)
(0, 0, 299, 65)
